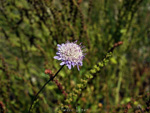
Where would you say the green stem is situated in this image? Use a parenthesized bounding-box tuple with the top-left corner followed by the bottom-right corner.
(28, 65, 65, 113)
(115, 69, 122, 104)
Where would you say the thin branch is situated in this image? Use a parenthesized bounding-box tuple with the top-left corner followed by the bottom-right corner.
(28, 65, 65, 113)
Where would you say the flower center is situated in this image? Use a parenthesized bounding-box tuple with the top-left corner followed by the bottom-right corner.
(60, 43, 83, 62)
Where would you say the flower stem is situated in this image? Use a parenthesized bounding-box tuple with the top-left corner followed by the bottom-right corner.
(28, 65, 65, 113)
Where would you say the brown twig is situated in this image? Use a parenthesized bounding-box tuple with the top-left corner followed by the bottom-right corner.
(45, 69, 68, 98)
(0, 101, 5, 113)
(53, 79, 68, 98)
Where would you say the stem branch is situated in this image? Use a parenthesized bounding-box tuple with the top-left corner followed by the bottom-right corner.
(28, 65, 64, 113)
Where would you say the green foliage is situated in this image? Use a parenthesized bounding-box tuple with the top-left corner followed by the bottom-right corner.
(0, 0, 150, 113)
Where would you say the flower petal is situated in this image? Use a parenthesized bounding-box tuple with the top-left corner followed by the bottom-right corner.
(60, 62, 65, 65)
(77, 65, 80, 71)
(57, 44, 61, 47)
(72, 62, 75, 67)
(67, 64, 71, 69)
(54, 56, 61, 60)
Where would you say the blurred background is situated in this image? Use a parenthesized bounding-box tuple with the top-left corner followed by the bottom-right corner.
(0, 0, 150, 112)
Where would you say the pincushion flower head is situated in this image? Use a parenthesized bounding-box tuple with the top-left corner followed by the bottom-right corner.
(54, 41, 85, 70)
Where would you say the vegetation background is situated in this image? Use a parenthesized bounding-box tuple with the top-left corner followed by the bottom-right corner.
(0, 0, 150, 113)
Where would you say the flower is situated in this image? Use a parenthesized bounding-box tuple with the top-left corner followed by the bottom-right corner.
(54, 41, 85, 70)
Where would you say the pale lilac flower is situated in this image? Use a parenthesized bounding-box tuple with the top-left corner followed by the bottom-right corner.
(54, 41, 85, 70)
